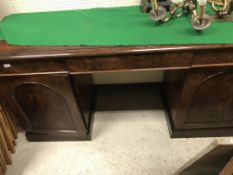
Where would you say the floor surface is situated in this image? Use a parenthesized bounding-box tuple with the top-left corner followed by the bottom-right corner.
(5, 84, 233, 175)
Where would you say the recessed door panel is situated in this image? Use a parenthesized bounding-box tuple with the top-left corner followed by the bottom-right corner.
(177, 69, 233, 129)
(13, 83, 76, 131)
(0, 74, 87, 140)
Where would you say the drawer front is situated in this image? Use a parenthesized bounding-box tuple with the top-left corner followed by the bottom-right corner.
(66, 52, 193, 73)
(0, 60, 67, 76)
(193, 50, 233, 68)
(0, 52, 193, 75)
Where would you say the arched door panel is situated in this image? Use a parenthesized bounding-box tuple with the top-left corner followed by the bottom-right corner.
(13, 83, 76, 131)
(0, 74, 87, 141)
(176, 69, 233, 129)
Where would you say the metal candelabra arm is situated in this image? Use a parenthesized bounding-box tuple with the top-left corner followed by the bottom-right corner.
(211, 0, 228, 13)
(144, 0, 233, 30)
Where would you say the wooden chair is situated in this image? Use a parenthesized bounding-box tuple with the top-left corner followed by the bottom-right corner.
(0, 124, 12, 165)
(0, 105, 18, 174)
(0, 147, 6, 175)
(0, 107, 15, 153)
(1, 106, 18, 141)
(174, 139, 233, 175)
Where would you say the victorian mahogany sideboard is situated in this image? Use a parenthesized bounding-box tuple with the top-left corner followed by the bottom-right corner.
(0, 41, 233, 141)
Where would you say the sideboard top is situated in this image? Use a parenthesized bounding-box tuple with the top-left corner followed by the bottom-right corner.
(0, 41, 233, 61)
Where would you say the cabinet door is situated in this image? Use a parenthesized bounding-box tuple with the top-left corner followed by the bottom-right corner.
(0, 74, 87, 141)
(176, 68, 233, 129)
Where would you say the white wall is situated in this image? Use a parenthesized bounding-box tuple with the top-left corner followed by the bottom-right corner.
(0, 0, 141, 20)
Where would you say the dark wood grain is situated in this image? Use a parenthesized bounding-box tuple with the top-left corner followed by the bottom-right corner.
(0, 59, 67, 76)
(1, 42, 233, 61)
(193, 50, 233, 68)
(71, 74, 95, 134)
(164, 67, 233, 138)
(0, 74, 90, 141)
(182, 69, 233, 129)
(164, 70, 187, 126)
(1, 41, 233, 139)
(96, 83, 163, 111)
(176, 68, 233, 130)
(66, 52, 193, 73)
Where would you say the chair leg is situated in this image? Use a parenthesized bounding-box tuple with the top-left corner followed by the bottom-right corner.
(1, 107, 18, 140)
(0, 167, 4, 175)
(0, 111, 15, 153)
(0, 105, 19, 175)
(0, 126, 12, 165)
(0, 148, 6, 174)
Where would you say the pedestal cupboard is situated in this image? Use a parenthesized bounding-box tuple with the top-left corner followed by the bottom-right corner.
(0, 73, 94, 141)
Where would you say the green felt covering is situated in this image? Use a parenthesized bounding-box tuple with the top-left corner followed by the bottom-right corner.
(0, 31, 4, 41)
(0, 6, 233, 46)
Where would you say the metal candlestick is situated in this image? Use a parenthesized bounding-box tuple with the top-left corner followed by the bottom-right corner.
(149, 0, 167, 21)
(142, 0, 233, 30)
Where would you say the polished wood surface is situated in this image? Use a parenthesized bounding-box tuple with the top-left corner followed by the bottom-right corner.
(0, 74, 93, 141)
(181, 68, 233, 129)
(1, 41, 233, 139)
(71, 74, 95, 133)
(165, 67, 233, 137)
(193, 50, 233, 68)
(1, 42, 233, 61)
(0, 59, 67, 76)
(1, 41, 233, 74)
(164, 70, 186, 127)
(96, 83, 162, 111)
(66, 52, 192, 74)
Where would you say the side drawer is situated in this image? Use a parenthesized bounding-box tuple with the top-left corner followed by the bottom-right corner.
(0, 60, 67, 76)
(193, 50, 233, 68)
